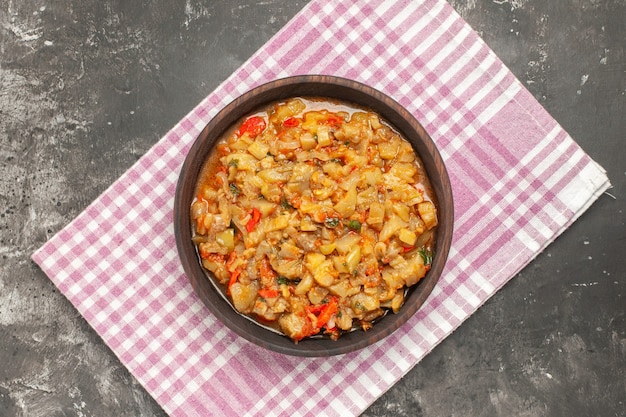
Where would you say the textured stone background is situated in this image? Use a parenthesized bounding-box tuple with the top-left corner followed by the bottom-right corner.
(1, 1, 624, 416)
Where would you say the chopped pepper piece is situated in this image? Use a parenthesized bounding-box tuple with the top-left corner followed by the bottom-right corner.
(282, 117, 301, 127)
(237, 115, 266, 137)
(246, 207, 262, 232)
(257, 288, 279, 299)
(227, 269, 240, 295)
(307, 296, 338, 330)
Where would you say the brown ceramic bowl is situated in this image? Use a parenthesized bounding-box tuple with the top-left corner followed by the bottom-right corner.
(174, 75, 453, 356)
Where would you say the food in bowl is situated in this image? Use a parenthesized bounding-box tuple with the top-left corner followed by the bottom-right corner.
(190, 97, 438, 343)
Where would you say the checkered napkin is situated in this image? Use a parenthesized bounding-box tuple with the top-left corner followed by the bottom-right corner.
(32, 1, 610, 416)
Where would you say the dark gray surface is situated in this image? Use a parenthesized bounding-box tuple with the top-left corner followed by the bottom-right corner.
(1, 0, 624, 416)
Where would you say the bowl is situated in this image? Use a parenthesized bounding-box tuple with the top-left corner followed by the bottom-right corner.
(174, 75, 453, 356)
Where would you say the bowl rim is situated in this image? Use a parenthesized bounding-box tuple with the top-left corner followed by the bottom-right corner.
(174, 75, 454, 357)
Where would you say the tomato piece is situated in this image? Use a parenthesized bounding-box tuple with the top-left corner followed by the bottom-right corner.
(401, 245, 415, 253)
(282, 117, 300, 127)
(323, 115, 343, 127)
(306, 297, 338, 330)
(258, 288, 279, 299)
(245, 207, 262, 232)
(315, 297, 338, 329)
(237, 116, 266, 137)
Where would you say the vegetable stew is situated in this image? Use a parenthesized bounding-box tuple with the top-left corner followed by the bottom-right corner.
(191, 97, 438, 342)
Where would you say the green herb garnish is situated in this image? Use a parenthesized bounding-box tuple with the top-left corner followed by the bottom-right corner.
(280, 198, 294, 210)
(324, 217, 340, 228)
(277, 276, 288, 285)
(228, 159, 239, 168)
(229, 183, 241, 196)
(346, 219, 361, 232)
(418, 248, 433, 265)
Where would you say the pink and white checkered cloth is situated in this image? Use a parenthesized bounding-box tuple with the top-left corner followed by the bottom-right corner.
(32, 1, 610, 416)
